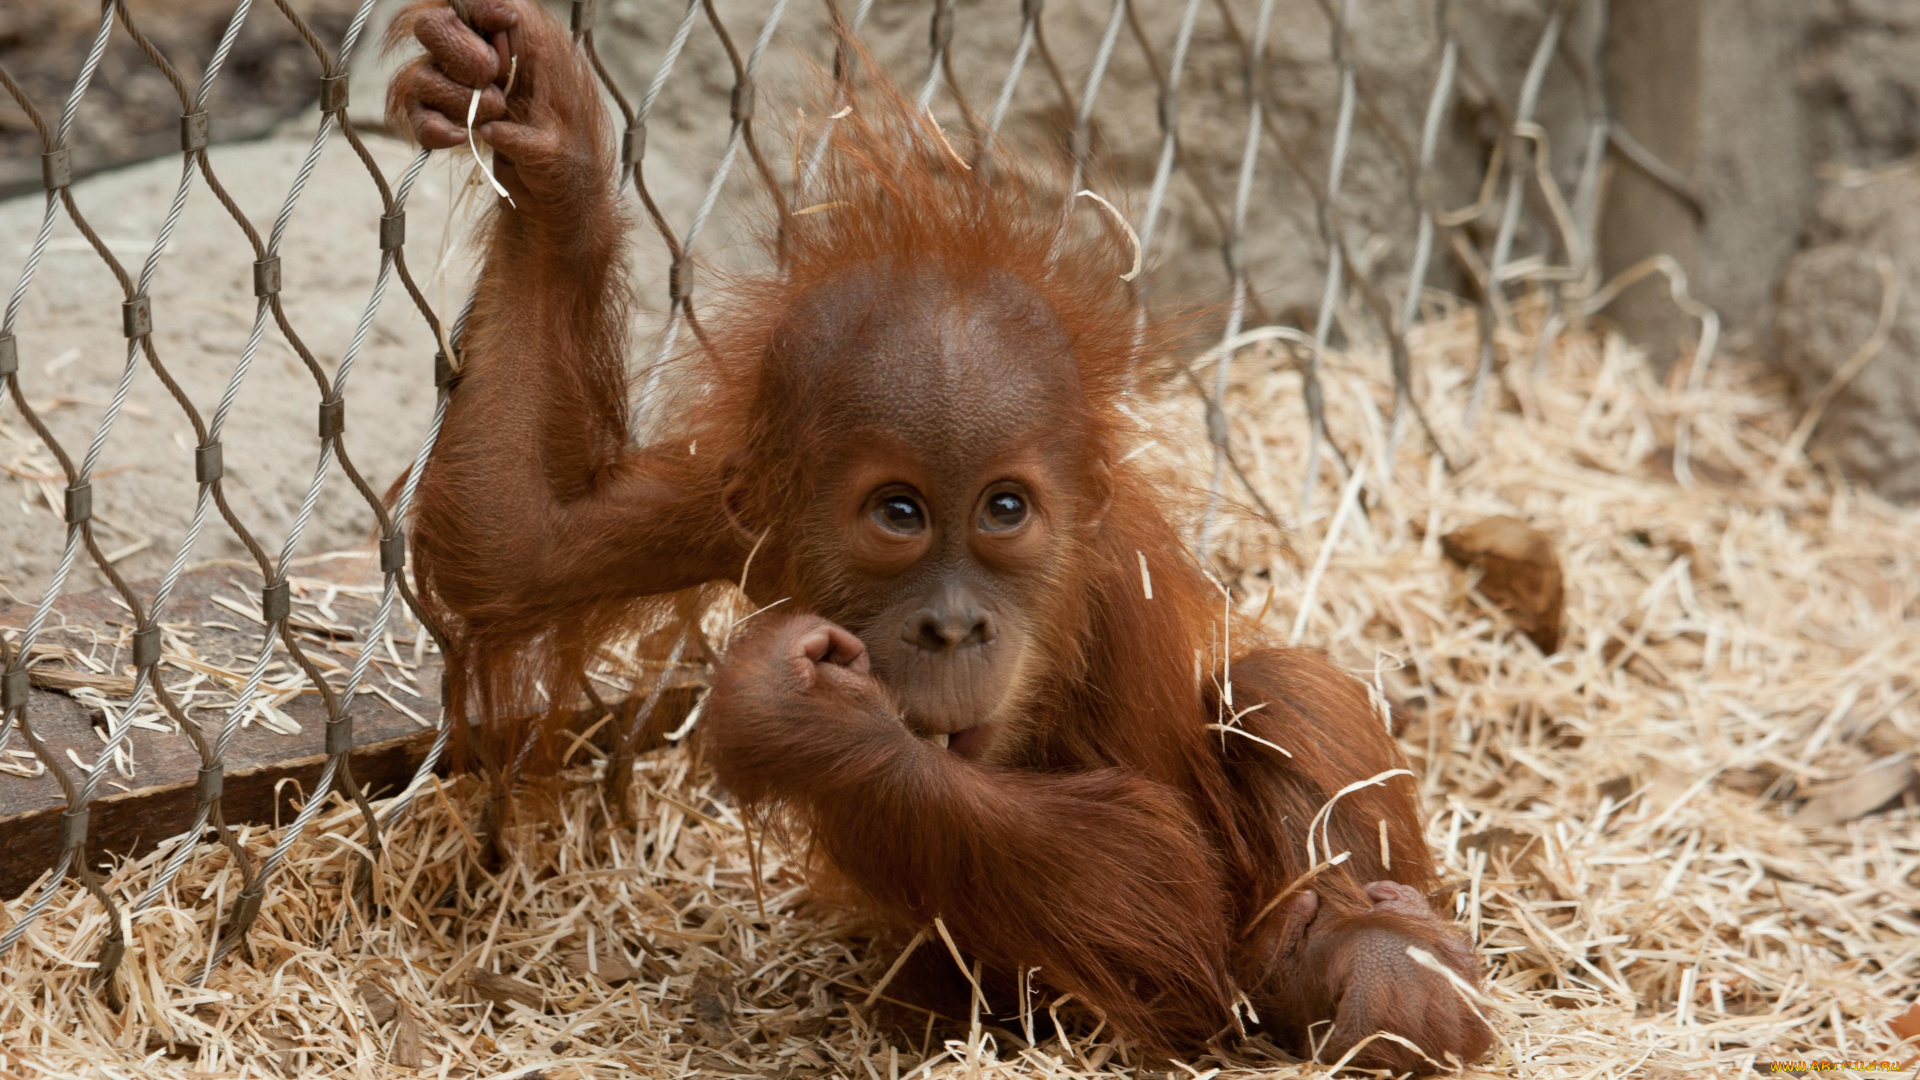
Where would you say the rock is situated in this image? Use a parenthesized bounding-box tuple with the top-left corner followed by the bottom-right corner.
(357, 979, 400, 1026)
(1773, 166, 1920, 503)
(564, 944, 642, 984)
(1795, 753, 1918, 828)
(1440, 515, 1564, 654)
(688, 966, 735, 1045)
(1892, 998, 1920, 1049)
(468, 968, 547, 1011)
(1797, 0, 1920, 168)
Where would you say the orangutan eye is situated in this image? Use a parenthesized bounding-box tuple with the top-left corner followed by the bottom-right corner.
(874, 495, 927, 534)
(980, 491, 1028, 531)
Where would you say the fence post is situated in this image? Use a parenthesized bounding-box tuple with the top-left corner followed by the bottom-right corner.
(1600, 0, 1702, 371)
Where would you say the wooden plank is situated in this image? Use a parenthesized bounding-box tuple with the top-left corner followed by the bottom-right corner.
(0, 563, 706, 899)
(0, 564, 442, 898)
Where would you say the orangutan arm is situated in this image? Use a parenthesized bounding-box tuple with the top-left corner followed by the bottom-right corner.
(703, 613, 1238, 1048)
(386, 0, 743, 624)
(1222, 647, 1492, 1073)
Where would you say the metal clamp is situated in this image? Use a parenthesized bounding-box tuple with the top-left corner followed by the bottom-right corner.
(319, 75, 350, 114)
(195, 441, 223, 484)
(253, 256, 282, 298)
(929, 2, 954, 52)
(1204, 398, 1230, 449)
(131, 626, 161, 669)
(42, 149, 72, 191)
(433, 349, 458, 388)
(262, 580, 290, 624)
(196, 762, 224, 802)
(123, 295, 153, 338)
(1, 667, 27, 710)
(1222, 236, 1246, 274)
(325, 717, 354, 757)
(319, 397, 345, 440)
(0, 334, 16, 378)
(571, 0, 596, 32)
(379, 210, 406, 251)
(669, 253, 695, 306)
(226, 883, 266, 940)
(622, 124, 647, 168)
(379, 530, 406, 573)
(730, 82, 756, 124)
(59, 806, 91, 853)
(65, 482, 92, 525)
(180, 111, 210, 153)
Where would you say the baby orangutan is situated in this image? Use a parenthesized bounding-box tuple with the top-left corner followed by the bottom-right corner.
(388, 0, 1493, 1070)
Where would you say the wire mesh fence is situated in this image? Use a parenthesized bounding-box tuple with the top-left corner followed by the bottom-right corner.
(0, 0, 1711, 995)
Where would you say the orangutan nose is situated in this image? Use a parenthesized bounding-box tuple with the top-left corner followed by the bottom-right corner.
(905, 596, 995, 653)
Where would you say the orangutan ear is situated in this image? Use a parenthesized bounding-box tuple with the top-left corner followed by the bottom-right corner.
(719, 451, 764, 548)
(1087, 458, 1115, 534)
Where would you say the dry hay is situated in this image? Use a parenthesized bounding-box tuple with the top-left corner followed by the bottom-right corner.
(2, 299, 1918, 1079)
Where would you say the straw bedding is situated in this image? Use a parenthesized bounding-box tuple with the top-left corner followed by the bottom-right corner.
(2, 300, 1917, 1078)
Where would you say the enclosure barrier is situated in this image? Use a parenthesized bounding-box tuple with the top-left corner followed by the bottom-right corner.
(0, 0, 1708, 994)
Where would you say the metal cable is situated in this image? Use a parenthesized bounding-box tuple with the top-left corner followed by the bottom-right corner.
(1467, 2, 1564, 430)
(638, 0, 794, 414)
(1195, 0, 1279, 561)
